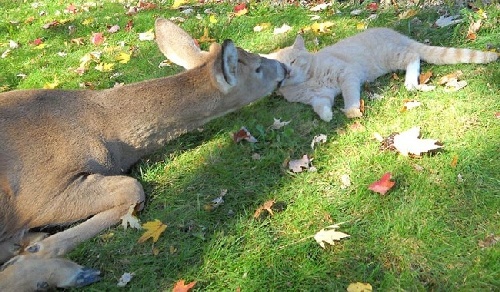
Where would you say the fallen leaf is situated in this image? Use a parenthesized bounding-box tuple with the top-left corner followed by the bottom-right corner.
(42, 20, 60, 29)
(121, 205, 142, 229)
(310, 21, 334, 34)
(311, 134, 327, 149)
(368, 172, 395, 195)
(117, 272, 134, 287)
(1, 49, 11, 59)
(82, 18, 94, 25)
(401, 100, 422, 112)
(197, 27, 215, 44)
(253, 199, 275, 219)
(273, 24, 292, 35)
(478, 234, 500, 248)
(310, 3, 332, 11)
(349, 121, 365, 132)
(392, 127, 443, 156)
(65, 3, 78, 14)
(234, 3, 248, 17)
(340, 174, 351, 189)
(108, 24, 120, 33)
(138, 219, 167, 243)
(418, 70, 432, 85)
(434, 15, 462, 28)
(253, 23, 271, 32)
(366, 2, 378, 12)
(356, 22, 367, 30)
(288, 154, 315, 173)
(116, 52, 131, 64)
(495, 112, 500, 119)
(270, 118, 290, 130)
(138, 1, 157, 10)
(125, 19, 134, 31)
(347, 282, 373, 292)
(438, 70, 463, 85)
(95, 62, 114, 72)
(233, 127, 257, 143)
(32, 38, 43, 46)
(350, 9, 363, 16)
(443, 79, 467, 92)
(91, 32, 105, 45)
(398, 9, 417, 19)
(43, 78, 60, 89)
(172, 280, 197, 292)
(209, 14, 217, 24)
(450, 155, 458, 168)
(138, 30, 155, 41)
(313, 223, 350, 249)
(71, 37, 85, 45)
(467, 19, 481, 41)
(9, 40, 19, 49)
(203, 189, 227, 211)
(172, 0, 190, 9)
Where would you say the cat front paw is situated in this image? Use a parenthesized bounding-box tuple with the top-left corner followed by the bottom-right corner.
(342, 107, 363, 118)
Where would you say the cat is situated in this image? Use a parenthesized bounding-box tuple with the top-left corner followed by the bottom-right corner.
(265, 28, 498, 121)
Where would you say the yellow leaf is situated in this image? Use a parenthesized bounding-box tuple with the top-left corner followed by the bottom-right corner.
(198, 27, 215, 44)
(310, 21, 334, 34)
(356, 22, 367, 30)
(82, 18, 94, 25)
(209, 14, 218, 24)
(35, 43, 46, 49)
(138, 219, 167, 243)
(476, 8, 487, 19)
(172, 0, 190, 9)
(347, 282, 373, 292)
(116, 52, 131, 64)
(235, 8, 248, 17)
(95, 62, 114, 72)
(43, 78, 60, 89)
(398, 9, 418, 19)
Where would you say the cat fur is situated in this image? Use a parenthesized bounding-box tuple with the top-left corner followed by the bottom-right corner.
(266, 28, 498, 121)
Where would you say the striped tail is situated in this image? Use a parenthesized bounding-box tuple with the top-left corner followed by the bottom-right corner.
(411, 42, 498, 65)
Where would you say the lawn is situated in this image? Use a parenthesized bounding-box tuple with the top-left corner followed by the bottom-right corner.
(0, 0, 498, 291)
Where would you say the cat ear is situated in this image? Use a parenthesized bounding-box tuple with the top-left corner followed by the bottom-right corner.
(292, 35, 305, 50)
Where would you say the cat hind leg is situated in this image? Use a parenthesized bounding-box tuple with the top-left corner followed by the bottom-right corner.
(402, 53, 421, 90)
(311, 98, 333, 122)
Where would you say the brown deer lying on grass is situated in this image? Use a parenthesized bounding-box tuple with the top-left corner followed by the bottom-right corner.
(0, 18, 288, 291)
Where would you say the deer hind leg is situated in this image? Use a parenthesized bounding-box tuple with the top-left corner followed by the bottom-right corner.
(0, 232, 48, 264)
(3, 174, 145, 289)
(0, 256, 100, 291)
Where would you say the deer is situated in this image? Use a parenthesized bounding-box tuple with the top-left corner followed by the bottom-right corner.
(0, 18, 288, 291)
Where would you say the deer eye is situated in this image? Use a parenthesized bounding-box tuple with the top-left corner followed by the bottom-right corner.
(255, 66, 262, 73)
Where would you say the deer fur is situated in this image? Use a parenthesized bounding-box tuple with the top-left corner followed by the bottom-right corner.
(0, 18, 287, 291)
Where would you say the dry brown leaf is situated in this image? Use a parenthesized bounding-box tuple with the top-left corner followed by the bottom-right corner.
(253, 200, 275, 219)
(478, 234, 500, 248)
(419, 70, 432, 85)
(450, 155, 458, 168)
(439, 70, 463, 85)
(172, 280, 196, 292)
(288, 154, 315, 173)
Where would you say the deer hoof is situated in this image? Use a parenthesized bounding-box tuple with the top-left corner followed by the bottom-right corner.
(75, 267, 101, 287)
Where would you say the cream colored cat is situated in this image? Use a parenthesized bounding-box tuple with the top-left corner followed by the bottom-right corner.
(266, 28, 498, 121)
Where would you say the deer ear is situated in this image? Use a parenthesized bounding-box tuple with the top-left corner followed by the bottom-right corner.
(220, 40, 238, 86)
(154, 18, 207, 70)
(292, 34, 305, 50)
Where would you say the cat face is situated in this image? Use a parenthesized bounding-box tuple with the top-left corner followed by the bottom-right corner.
(265, 35, 312, 86)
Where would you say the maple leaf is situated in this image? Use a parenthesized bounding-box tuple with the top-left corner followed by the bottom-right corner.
(117, 272, 134, 287)
(253, 200, 276, 219)
(43, 78, 60, 89)
(314, 223, 350, 249)
(270, 118, 290, 130)
(138, 30, 155, 41)
(311, 134, 327, 149)
(65, 3, 78, 14)
(253, 23, 271, 32)
(392, 127, 443, 156)
(233, 127, 257, 143)
(347, 282, 373, 292)
(288, 154, 315, 173)
(368, 172, 395, 195)
(121, 205, 142, 230)
(418, 70, 432, 85)
(138, 219, 167, 243)
(310, 21, 334, 34)
(234, 3, 248, 17)
(95, 62, 114, 72)
(116, 52, 131, 64)
(273, 24, 292, 35)
(172, 280, 196, 292)
(91, 32, 105, 45)
(434, 15, 463, 28)
(400, 100, 422, 112)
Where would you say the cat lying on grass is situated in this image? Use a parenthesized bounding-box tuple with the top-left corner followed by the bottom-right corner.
(265, 28, 498, 121)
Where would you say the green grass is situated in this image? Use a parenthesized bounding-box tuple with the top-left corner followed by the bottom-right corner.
(1, 0, 499, 291)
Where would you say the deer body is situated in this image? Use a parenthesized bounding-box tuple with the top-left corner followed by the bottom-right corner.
(0, 19, 287, 291)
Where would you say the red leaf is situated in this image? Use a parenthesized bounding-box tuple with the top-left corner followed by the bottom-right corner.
(91, 32, 104, 45)
(172, 280, 196, 292)
(125, 20, 134, 32)
(234, 3, 246, 13)
(32, 38, 43, 46)
(368, 172, 395, 195)
(367, 2, 378, 11)
(66, 3, 77, 14)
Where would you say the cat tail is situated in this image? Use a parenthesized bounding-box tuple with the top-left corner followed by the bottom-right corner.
(410, 42, 498, 65)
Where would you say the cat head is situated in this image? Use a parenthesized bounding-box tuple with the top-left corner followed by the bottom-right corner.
(264, 35, 312, 86)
